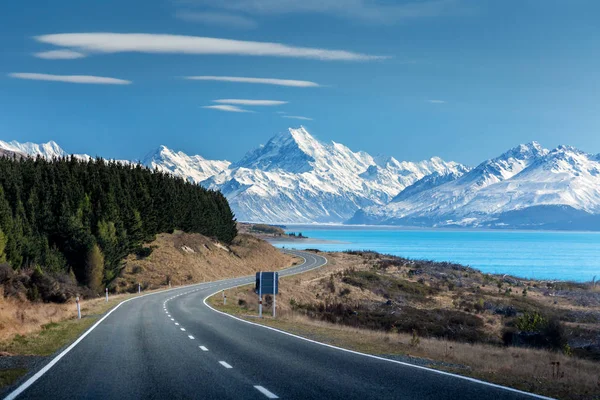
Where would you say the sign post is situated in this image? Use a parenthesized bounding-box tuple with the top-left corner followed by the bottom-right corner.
(258, 272, 263, 318)
(255, 271, 278, 318)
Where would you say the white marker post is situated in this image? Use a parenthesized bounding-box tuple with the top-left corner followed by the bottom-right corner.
(76, 296, 81, 319)
(258, 271, 263, 318)
(105, 288, 108, 302)
(138, 283, 141, 294)
(223, 290, 227, 305)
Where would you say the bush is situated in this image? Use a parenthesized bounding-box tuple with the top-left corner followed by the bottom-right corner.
(135, 247, 153, 259)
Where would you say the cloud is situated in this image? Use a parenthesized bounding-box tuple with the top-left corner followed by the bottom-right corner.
(203, 105, 253, 112)
(175, 10, 258, 29)
(283, 115, 313, 121)
(33, 49, 87, 59)
(35, 33, 386, 61)
(185, 76, 320, 87)
(8, 73, 131, 85)
(190, 0, 460, 24)
(214, 99, 287, 106)
(427, 99, 446, 104)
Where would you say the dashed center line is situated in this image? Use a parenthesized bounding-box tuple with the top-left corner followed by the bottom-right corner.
(219, 361, 233, 369)
(175, 322, 179, 326)
(188, 335, 195, 340)
(199, 346, 208, 351)
(180, 327, 186, 331)
(254, 386, 279, 399)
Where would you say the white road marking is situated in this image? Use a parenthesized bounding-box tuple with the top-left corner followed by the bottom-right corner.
(170, 318, 174, 321)
(168, 315, 171, 317)
(254, 386, 279, 399)
(199, 346, 208, 351)
(175, 322, 179, 326)
(188, 335, 195, 339)
(219, 361, 232, 369)
(180, 328, 186, 331)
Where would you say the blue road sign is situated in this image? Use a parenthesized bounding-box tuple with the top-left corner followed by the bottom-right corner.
(255, 272, 279, 295)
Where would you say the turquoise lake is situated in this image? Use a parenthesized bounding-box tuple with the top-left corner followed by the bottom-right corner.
(271, 226, 600, 282)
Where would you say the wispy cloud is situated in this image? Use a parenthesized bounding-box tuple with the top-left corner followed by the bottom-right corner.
(33, 49, 87, 59)
(203, 104, 253, 113)
(214, 99, 287, 106)
(8, 73, 131, 85)
(175, 10, 258, 29)
(427, 99, 446, 104)
(35, 33, 387, 61)
(283, 115, 313, 121)
(190, 0, 461, 24)
(185, 76, 320, 87)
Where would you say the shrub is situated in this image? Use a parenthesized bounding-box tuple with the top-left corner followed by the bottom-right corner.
(135, 247, 153, 259)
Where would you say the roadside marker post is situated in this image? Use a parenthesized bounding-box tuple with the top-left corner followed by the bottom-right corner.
(76, 296, 81, 319)
(223, 290, 227, 305)
(273, 272, 277, 318)
(105, 288, 108, 302)
(138, 283, 141, 294)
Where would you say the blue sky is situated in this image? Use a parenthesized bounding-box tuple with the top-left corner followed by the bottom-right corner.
(1, 0, 599, 165)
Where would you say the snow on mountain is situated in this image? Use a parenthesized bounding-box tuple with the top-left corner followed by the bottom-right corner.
(204, 127, 466, 223)
(352, 142, 600, 228)
(0, 140, 68, 159)
(0, 140, 129, 164)
(142, 145, 230, 184)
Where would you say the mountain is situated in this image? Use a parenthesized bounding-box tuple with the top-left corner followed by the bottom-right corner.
(0, 140, 68, 158)
(203, 127, 466, 223)
(351, 142, 600, 229)
(142, 145, 230, 184)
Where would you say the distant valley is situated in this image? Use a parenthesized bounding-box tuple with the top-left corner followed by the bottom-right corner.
(3, 128, 600, 230)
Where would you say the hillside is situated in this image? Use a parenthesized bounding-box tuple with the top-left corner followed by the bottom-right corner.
(115, 232, 296, 291)
(0, 231, 296, 343)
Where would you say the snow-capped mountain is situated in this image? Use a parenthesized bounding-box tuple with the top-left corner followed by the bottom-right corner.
(351, 142, 600, 229)
(0, 140, 69, 159)
(142, 145, 230, 184)
(203, 127, 467, 223)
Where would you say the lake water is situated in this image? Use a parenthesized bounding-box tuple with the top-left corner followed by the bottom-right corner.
(271, 226, 600, 282)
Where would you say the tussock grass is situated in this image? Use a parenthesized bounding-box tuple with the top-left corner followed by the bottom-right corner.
(210, 251, 600, 400)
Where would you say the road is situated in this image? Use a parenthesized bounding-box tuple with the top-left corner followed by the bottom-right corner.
(5, 250, 550, 400)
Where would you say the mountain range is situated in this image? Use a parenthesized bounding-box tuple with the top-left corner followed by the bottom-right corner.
(2, 129, 600, 230)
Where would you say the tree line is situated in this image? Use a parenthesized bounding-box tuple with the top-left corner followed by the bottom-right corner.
(0, 155, 237, 293)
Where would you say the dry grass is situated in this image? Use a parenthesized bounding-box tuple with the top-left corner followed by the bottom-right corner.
(210, 291, 600, 400)
(0, 291, 139, 350)
(0, 232, 297, 352)
(210, 251, 600, 400)
(115, 232, 297, 292)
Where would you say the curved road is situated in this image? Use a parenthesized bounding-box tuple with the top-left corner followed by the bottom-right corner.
(5, 250, 549, 400)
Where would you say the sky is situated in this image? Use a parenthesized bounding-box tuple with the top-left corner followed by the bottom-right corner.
(1, 0, 600, 166)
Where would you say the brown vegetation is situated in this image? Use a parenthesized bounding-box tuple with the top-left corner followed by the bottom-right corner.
(214, 250, 600, 400)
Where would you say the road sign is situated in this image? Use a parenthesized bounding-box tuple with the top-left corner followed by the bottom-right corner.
(255, 272, 279, 295)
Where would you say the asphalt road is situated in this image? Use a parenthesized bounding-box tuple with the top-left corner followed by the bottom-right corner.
(5, 250, 550, 400)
